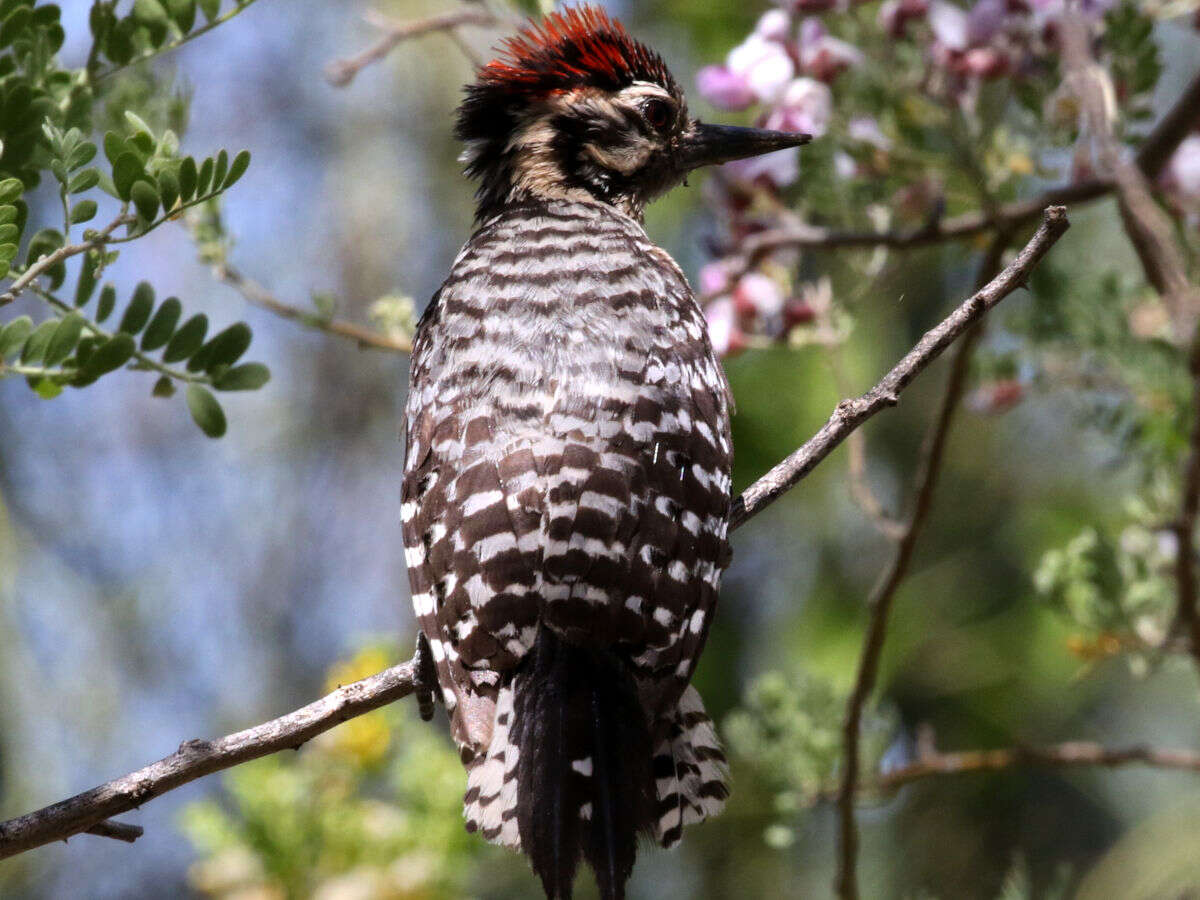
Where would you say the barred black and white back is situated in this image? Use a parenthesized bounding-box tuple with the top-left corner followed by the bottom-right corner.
(402, 197, 732, 894)
(401, 7, 810, 898)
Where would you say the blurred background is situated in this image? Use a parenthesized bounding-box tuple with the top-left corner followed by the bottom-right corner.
(2, 1, 1200, 897)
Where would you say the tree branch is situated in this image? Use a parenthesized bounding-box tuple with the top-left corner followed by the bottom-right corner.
(324, 7, 497, 88)
(731, 207, 1069, 529)
(0, 208, 1069, 861)
(0, 660, 416, 859)
(0, 213, 132, 308)
(874, 740, 1200, 791)
(211, 261, 412, 354)
(833, 230, 1013, 900)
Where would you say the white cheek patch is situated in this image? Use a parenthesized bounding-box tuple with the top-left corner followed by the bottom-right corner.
(584, 140, 654, 175)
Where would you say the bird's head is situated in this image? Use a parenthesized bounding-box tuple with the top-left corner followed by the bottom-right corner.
(456, 6, 810, 220)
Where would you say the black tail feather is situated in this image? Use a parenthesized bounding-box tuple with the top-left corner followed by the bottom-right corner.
(511, 627, 655, 900)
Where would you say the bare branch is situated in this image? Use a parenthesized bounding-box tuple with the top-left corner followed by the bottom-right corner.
(874, 739, 1200, 791)
(1175, 341, 1200, 667)
(833, 231, 1013, 900)
(212, 262, 412, 354)
(83, 820, 144, 844)
(325, 7, 497, 88)
(731, 207, 1069, 530)
(0, 660, 416, 859)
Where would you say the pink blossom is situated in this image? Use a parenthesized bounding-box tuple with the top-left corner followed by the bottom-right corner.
(754, 8, 793, 42)
(1166, 135, 1200, 200)
(722, 146, 801, 188)
(847, 116, 891, 150)
(961, 45, 1010, 78)
(967, 0, 1008, 44)
(764, 77, 832, 138)
(705, 298, 745, 357)
(728, 33, 796, 104)
(698, 261, 733, 296)
(798, 17, 864, 83)
(697, 65, 756, 110)
(834, 150, 858, 179)
(929, 0, 970, 50)
(734, 272, 786, 319)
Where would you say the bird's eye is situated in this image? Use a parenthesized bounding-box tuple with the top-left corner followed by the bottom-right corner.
(642, 98, 674, 133)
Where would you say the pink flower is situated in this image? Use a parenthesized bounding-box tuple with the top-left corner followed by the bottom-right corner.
(697, 65, 756, 110)
(764, 77, 832, 138)
(967, 0, 1008, 44)
(847, 116, 891, 150)
(733, 272, 786, 319)
(698, 261, 733, 296)
(754, 8, 793, 42)
(705, 298, 745, 357)
(723, 147, 802, 188)
(728, 33, 796, 104)
(1165, 134, 1200, 200)
(929, 0, 970, 50)
(961, 45, 1010, 77)
(798, 17, 864, 83)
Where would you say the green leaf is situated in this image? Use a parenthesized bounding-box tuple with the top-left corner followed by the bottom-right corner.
(0, 223, 16, 244)
(186, 384, 226, 437)
(0, 315, 33, 360)
(67, 141, 97, 170)
(212, 361, 269, 391)
(0, 243, 18, 262)
(157, 168, 179, 213)
(74, 251, 98, 306)
(198, 0, 220, 23)
(164, 0, 195, 32)
(68, 167, 100, 193)
(152, 374, 175, 397)
(96, 283, 117, 322)
(119, 281, 155, 333)
(69, 199, 97, 224)
(196, 156, 213, 196)
(123, 110, 154, 137)
(112, 152, 144, 201)
(103, 131, 124, 166)
(211, 149, 229, 191)
(44, 312, 84, 367)
(25, 228, 63, 266)
(178, 156, 197, 201)
(131, 0, 170, 45)
(81, 332, 135, 378)
(163, 313, 207, 362)
(20, 319, 58, 364)
(0, 7, 31, 50)
(31, 377, 64, 399)
(141, 296, 182, 350)
(191, 321, 250, 372)
(0, 177, 23, 203)
(223, 149, 250, 189)
(0, 206, 16, 225)
(131, 180, 159, 223)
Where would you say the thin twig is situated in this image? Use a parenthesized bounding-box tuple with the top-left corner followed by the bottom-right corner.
(83, 820, 144, 844)
(0, 213, 132, 308)
(0, 660, 417, 859)
(325, 7, 497, 87)
(731, 207, 1069, 530)
(0, 210, 1069, 861)
(874, 740, 1200, 791)
(1176, 336, 1200, 668)
(212, 262, 412, 354)
(833, 231, 1013, 900)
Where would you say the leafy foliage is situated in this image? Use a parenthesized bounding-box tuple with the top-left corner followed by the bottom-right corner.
(0, 0, 267, 435)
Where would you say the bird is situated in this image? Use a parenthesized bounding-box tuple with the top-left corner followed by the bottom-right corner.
(401, 7, 809, 898)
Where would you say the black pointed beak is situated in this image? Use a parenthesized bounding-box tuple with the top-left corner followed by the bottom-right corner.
(678, 122, 811, 172)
